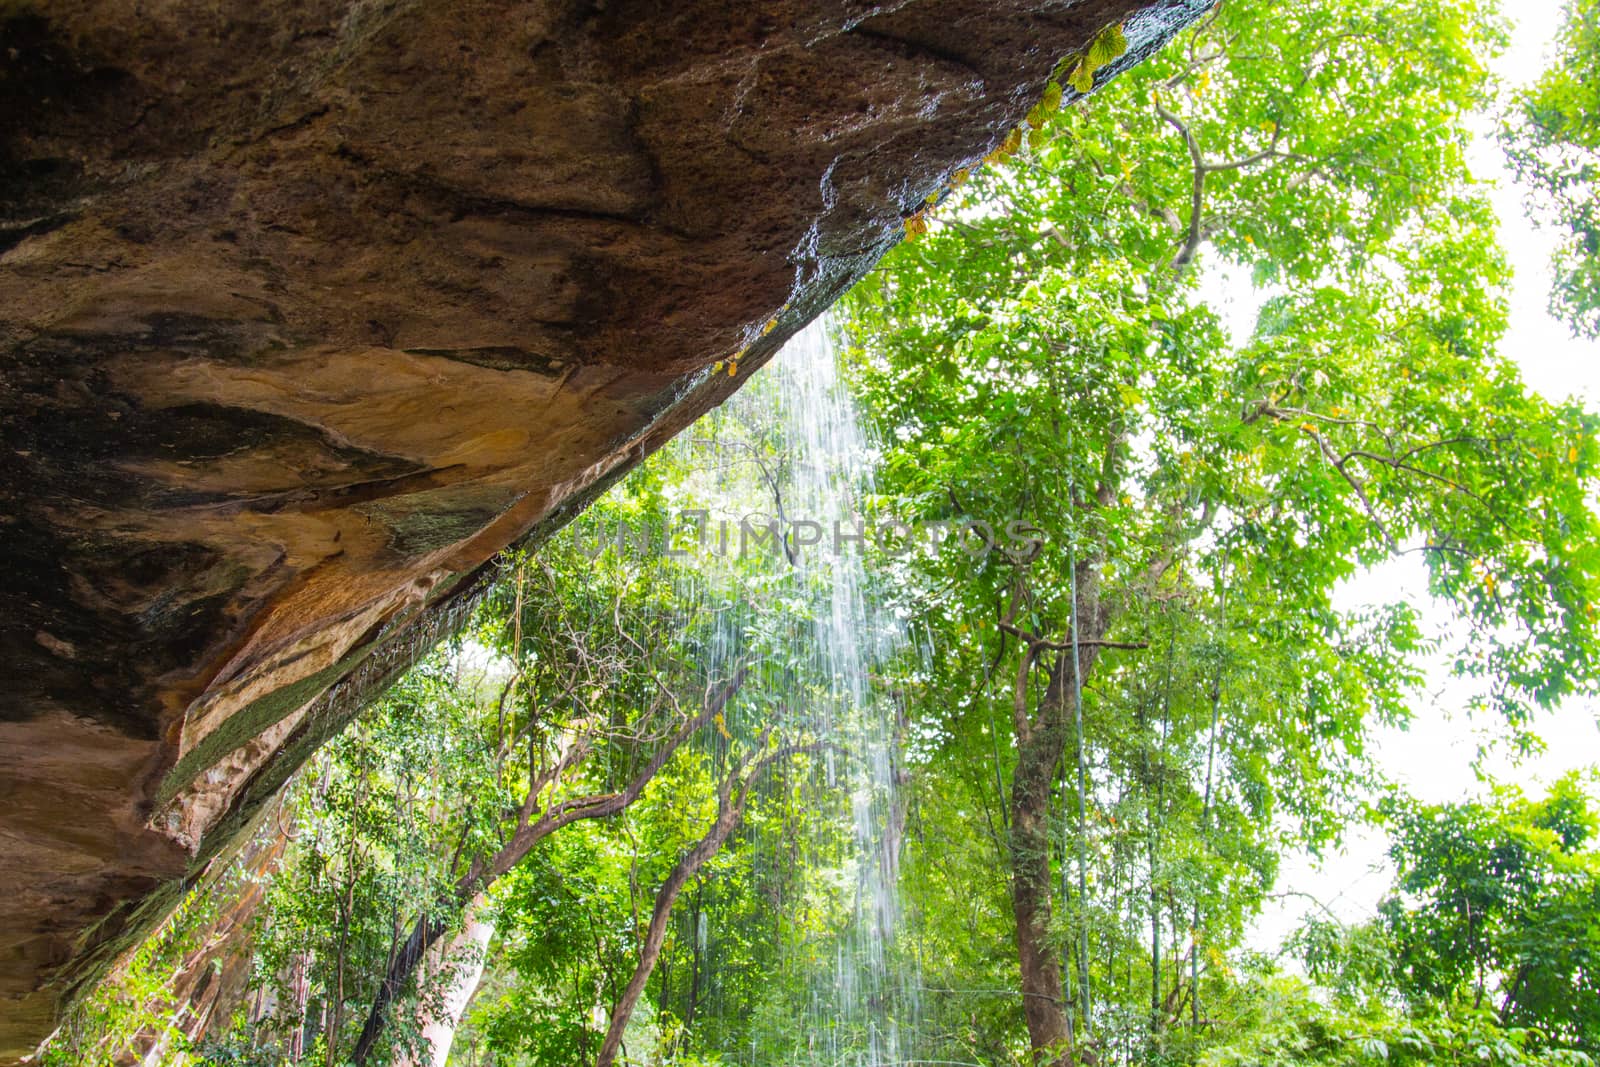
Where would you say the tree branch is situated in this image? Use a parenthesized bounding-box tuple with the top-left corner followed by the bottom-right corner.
(348, 667, 750, 1066)
(596, 736, 823, 1067)
(1155, 100, 1207, 277)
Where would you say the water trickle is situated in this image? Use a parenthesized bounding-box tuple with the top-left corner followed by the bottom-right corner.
(593, 315, 923, 1065)
(743, 318, 920, 1066)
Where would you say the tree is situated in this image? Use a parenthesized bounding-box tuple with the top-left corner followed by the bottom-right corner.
(244, 658, 492, 1067)
(454, 339, 916, 1067)
(594, 733, 821, 1067)
(1219, 776, 1600, 1067)
(345, 545, 756, 1065)
(1505, 0, 1600, 337)
(1381, 775, 1600, 1047)
(843, 0, 1599, 1061)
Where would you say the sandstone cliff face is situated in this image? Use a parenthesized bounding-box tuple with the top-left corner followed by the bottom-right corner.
(0, 0, 1205, 1055)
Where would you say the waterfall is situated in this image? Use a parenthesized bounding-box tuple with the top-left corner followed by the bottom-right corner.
(769, 319, 917, 1067)
(576, 315, 923, 1065)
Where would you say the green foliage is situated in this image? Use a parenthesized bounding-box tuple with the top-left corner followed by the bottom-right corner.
(1505, 0, 1600, 336)
(473, 832, 630, 1066)
(1059, 22, 1129, 96)
(39, 886, 213, 1067)
(1213, 778, 1600, 1067)
(451, 370, 907, 1067)
(1380, 775, 1600, 1046)
(1198, 968, 1593, 1067)
(844, 0, 1598, 1060)
(242, 658, 491, 1065)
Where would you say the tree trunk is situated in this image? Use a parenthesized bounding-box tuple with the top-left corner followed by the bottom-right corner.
(289, 950, 312, 1061)
(1010, 660, 1074, 1067)
(1005, 560, 1112, 1067)
(685, 890, 703, 1029)
(595, 806, 737, 1067)
(398, 894, 494, 1067)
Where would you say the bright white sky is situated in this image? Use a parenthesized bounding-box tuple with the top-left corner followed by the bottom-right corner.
(1245, 0, 1600, 954)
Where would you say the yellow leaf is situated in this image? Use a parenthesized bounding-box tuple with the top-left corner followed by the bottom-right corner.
(761, 317, 778, 335)
(727, 360, 739, 377)
(713, 712, 731, 740)
(984, 127, 1023, 164)
(1067, 59, 1094, 94)
(1570, 445, 1580, 463)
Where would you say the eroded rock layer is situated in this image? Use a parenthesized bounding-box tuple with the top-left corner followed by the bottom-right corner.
(0, 0, 1205, 1055)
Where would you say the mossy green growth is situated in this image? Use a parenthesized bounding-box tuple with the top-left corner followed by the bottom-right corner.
(158, 563, 479, 811)
(157, 643, 378, 808)
(41, 881, 211, 1067)
(371, 503, 502, 555)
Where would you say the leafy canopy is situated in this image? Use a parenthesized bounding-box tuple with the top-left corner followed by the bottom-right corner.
(1505, 0, 1600, 336)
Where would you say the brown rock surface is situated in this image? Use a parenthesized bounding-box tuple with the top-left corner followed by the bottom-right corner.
(0, 0, 1206, 1056)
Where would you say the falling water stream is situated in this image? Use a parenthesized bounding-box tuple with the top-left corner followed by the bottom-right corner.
(772, 319, 917, 1067)
(656, 316, 923, 1066)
